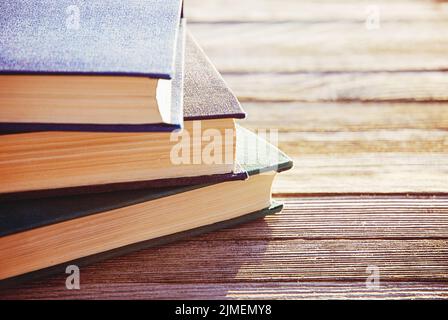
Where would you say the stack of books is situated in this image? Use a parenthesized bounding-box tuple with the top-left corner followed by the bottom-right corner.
(0, 0, 292, 286)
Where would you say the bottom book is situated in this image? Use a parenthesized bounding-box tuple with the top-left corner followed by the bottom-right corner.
(0, 126, 293, 287)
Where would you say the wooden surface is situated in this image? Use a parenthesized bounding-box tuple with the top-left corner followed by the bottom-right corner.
(1, 0, 448, 299)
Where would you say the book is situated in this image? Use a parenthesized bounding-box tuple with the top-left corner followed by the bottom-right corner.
(0, 34, 247, 200)
(0, 126, 293, 286)
(0, 0, 184, 131)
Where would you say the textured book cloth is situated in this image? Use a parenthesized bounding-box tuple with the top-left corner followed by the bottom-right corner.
(0, 0, 183, 78)
(184, 34, 245, 120)
(0, 126, 293, 287)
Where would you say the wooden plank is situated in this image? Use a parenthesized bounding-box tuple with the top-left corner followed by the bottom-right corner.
(187, 0, 448, 23)
(239, 102, 448, 194)
(222, 72, 448, 102)
(242, 102, 448, 132)
(67, 239, 448, 282)
(2, 196, 448, 298)
(243, 102, 448, 154)
(197, 197, 448, 240)
(2, 281, 448, 300)
(274, 153, 448, 194)
(0, 239, 444, 285)
(189, 22, 448, 72)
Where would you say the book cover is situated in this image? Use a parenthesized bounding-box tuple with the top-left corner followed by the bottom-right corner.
(184, 34, 246, 121)
(0, 0, 186, 132)
(0, 0, 183, 79)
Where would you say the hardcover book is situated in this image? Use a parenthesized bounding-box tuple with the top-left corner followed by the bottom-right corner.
(0, 126, 293, 287)
(0, 0, 185, 131)
(0, 34, 247, 200)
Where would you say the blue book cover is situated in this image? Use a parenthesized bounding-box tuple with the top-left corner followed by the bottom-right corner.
(0, 0, 185, 132)
(0, 0, 183, 78)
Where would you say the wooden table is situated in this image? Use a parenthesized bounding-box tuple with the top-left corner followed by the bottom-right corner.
(1, 0, 448, 299)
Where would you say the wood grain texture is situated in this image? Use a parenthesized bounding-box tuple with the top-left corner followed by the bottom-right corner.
(187, 0, 448, 73)
(242, 102, 448, 132)
(239, 102, 448, 194)
(52, 240, 447, 283)
(185, 0, 448, 299)
(223, 72, 448, 103)
(199, 196, 448, 240)
(274, 154, 448, 194)
(187, 0, 448, 23)
(2, 282, 448, 300)
(189, 22, 448, 73)
(1, 197, 448, 299)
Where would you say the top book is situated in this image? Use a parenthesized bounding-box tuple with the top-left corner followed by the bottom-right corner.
(0, 0, 183, 78)
(0, 0, 185, 131)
